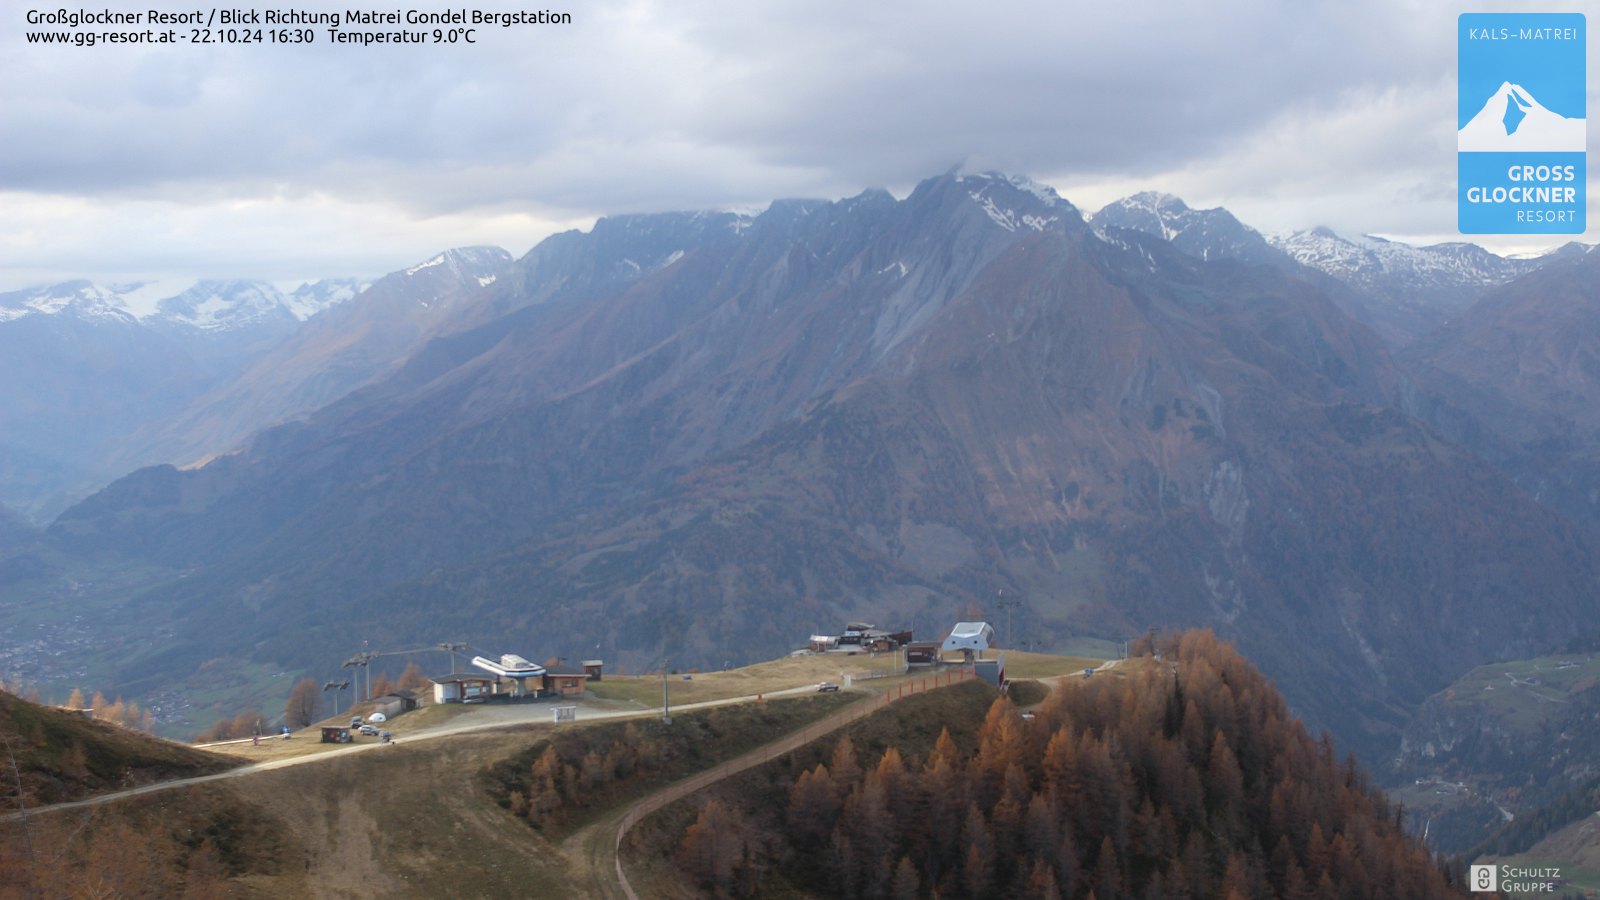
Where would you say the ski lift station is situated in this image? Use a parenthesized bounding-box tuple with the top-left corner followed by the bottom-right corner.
(941, 622, 995, 657)
(470, 653, 546, 696)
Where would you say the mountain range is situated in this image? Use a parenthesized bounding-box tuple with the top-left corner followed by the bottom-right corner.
(0, 277, 354, 520)
(1088, 191, 1582, 346)
(2, 172, 1593, 779)
(0, 257, 524, 521)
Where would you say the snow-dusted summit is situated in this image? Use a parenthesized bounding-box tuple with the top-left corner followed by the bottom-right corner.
(955, 171, 1075, 233)
(1092, 192, 1283, 266)
(1269, 227, 1544, 295)
(0, 277, 366, 332)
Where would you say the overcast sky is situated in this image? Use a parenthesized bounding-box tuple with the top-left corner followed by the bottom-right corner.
(1, 0, 1595, 289)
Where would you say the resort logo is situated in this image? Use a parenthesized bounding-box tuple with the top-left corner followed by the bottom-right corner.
(1458, 13, 1586, 234)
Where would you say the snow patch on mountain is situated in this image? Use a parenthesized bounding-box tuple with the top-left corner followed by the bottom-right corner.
(1090, 192, 1282, 269)
(1, 274, 373, 332)
(157, 281, 295, 332)
(1098, 191, 1190, 240)
(1269, 227, 1540, 292)
(280, 278, 367, 321)
(406, 254, 448, 276)
(0, 281, 139, 325)
(955, 170, 1068, 207)
(969, 190, 1021, 232)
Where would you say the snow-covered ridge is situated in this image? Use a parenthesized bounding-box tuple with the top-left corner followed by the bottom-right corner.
(1089, 192, 1282, 266)
(955, 170, 1068, 207)
(0, 281, 140, 324)
(0, 247, 513, 331)
(1268, 227, 1545, 292)
(1095, 191, 1196, 241)
(957, 171, 1068, 233)
(405, 254, 448, 276)
(0, 277, 368, 330)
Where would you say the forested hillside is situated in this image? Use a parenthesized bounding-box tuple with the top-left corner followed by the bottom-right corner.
(644, 632, 1471, 898)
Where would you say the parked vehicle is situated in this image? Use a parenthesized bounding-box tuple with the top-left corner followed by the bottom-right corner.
(359, 724, 380, 736)
(350, 716, 363, 728)
(816, 682, 840, 692)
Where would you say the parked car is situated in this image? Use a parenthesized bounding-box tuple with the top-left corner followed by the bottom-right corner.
(816, 682, 840, 692)
(350, 716, 363, 728)
(359, 724, 380, 736)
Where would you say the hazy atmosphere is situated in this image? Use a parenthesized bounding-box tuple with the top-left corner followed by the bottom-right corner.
(2, 0, 1595, 289)
(4, 2, 1599, 895)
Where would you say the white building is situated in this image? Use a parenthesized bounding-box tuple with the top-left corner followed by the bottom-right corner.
(941, 621, 995, 654)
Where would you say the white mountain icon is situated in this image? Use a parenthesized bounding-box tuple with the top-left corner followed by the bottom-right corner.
(1459, 81, 1586, 152)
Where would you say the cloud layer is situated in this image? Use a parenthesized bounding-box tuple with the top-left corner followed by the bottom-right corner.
(1, 0, 1594, 287)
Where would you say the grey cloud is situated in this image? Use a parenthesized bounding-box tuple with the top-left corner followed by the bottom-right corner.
(0, 0, 1592, 286)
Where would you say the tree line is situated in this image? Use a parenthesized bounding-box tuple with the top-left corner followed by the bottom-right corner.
(195, 660, 432, 741)
(671, 630, 1475, 899)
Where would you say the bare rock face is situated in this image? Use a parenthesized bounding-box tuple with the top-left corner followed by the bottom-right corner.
(1401, 249, 1600, 530)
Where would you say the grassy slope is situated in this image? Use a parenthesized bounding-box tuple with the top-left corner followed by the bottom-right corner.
(1503, 815, 1600, 896)
(1393, 652, 1600, 855)
(2, 691, 865, 897)
(1425, 654, 1600, 733)
(1479, 814, 1600, 899)
(5, 727, 579, 899)
(2, 649, 1102, 897)
(586, 649, 1099, 707)
(0, 690, 240, 811)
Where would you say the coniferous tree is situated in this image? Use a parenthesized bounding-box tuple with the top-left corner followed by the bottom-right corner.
(891, 854, 920, 900)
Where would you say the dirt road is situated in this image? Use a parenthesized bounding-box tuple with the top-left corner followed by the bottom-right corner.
(0, 684, 819, 824)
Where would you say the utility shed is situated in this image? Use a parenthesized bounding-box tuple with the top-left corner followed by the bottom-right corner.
(582, 660, 605, 681)
(431, 673, 495, 703)
(542, 664, 589, 697)
(373, 691, 419, 716)
(941, 621, 995, 654)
